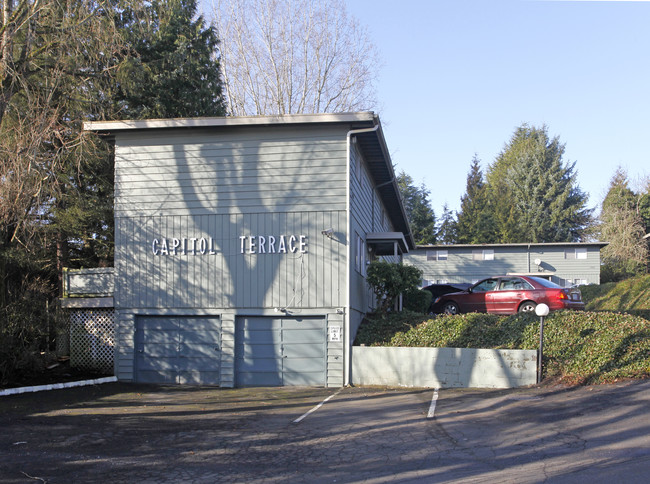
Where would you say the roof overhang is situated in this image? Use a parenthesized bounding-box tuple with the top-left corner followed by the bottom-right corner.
(84, 112, 377, 133)
(352, 126, 414, 250)
(366, 232, 409, 256)
(416, 242, 609, 249)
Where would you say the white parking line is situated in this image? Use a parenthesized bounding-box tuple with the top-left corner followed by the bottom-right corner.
(293, 389, 343, 423)
(427, 388, 439, 419)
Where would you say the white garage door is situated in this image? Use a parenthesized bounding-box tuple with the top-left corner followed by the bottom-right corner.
(235, 316, 327, 387)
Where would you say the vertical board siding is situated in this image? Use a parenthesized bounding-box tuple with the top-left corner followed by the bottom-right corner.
(114, 124, 351, 312)
(348, 143, 396, 315)
(220, 313, 236, 388)
(114, 126, 348, 217)
(115, 211, 346, 310)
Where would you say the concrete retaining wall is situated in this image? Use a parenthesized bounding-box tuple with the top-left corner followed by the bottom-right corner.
(351, 346, 537, 389)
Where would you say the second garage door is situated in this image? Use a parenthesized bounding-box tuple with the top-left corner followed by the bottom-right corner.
(235, 316, 327, 387)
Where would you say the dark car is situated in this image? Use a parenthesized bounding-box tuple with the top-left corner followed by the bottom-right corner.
(423, 283, 472, 314)
(433, 275, 585, 315)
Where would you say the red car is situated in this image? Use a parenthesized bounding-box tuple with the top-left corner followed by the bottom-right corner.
(434, 275, 585, 315)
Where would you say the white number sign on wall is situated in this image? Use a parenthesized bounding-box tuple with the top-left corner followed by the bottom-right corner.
(329, 326, 342, 342)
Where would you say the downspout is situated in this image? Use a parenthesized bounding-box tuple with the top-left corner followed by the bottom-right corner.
(345, 122, 379, 387)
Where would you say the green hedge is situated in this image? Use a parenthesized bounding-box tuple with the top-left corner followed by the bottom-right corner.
(355, 311, 650, 385)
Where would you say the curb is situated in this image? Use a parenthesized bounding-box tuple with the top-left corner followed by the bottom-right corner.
(0, 376, 118, 397)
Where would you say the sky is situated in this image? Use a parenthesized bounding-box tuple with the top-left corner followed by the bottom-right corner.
(344, 0, 650, 216)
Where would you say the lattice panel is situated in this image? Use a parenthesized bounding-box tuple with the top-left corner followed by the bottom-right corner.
(69, 309, 115, 374)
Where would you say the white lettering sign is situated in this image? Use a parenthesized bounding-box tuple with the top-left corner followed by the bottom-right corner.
(239, 234, 307, 255)
(153, 237, 218, 256)
(152, 235, 307, 255)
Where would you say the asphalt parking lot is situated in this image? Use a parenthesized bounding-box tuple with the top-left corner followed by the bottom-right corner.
(1, 380, 649, 483)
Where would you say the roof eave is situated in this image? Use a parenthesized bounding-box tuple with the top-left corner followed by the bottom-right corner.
(83, 112, 377, 133)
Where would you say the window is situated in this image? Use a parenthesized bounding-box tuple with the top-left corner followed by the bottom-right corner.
(498, 278, 533, 291)
(427, 250, 448, 261)
(355, 233, 365, 275)
(472, 249, 494, 261)
(574, 279, 587, 286)
(473, 278, 498, 292)
(565, 248, 587, 260)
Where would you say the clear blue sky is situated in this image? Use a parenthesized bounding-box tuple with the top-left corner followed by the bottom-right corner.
(345, 0, 650, 216)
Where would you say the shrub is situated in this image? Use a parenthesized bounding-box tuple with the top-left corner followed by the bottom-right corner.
(402, 288, 432, 314)
(366, 261, 422, 314)
(355, 311, 425, 346)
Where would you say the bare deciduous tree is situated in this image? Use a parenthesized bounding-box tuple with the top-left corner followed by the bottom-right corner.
(0, 0, 121, 248)
(600, 206, 649, 278)
(210, 0, 379, 115)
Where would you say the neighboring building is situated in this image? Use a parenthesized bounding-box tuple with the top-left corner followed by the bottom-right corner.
(64, 112, 413, 388)
(405, 242, 608, 287)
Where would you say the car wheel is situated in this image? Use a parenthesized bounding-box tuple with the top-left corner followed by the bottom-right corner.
(442, 302, 460, 315)
(518, 301, 537, 313)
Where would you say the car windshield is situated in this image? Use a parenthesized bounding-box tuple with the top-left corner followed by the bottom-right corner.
(528, 276, 563, 289)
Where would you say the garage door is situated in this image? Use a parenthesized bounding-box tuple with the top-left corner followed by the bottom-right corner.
(135, 316, 221, 385)
(235, 317, 327, 387)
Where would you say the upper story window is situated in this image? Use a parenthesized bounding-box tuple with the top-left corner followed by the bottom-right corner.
(427, 250, 448, 261)
(565, 248, 587, 260)
(355, 233, 366, 275)
(472, 249, 494, 261)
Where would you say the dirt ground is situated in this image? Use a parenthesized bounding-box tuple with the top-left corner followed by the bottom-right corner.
(1, 357, 110, 390)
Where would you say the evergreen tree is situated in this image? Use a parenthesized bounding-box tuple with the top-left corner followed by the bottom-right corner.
(486, 124, 592, 243)
(55, 0, 228, 272)
(397, 171, 436, 245)
(115, 0, 226, 118)
(436, 204, 457, 244)
(602, 167, 636, 213)
(455, 155, 496, 243)
(601, 168, 650, 234)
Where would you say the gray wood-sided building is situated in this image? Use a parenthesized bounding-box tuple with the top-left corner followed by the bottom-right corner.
(405, 242, 608, 287)
(79, 112, 414, 388)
